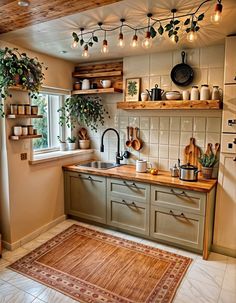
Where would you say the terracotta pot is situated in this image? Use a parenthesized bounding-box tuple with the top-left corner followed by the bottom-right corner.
(202, 167, 213, 179)
(79, 140, 90, 149)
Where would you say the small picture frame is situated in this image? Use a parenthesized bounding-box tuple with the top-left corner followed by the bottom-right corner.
(125, 78, 140, 101)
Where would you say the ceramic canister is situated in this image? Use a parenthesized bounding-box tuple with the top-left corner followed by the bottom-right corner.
(136, 159, 147, 173)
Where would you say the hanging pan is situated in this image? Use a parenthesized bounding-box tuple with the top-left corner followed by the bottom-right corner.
(171, 51, 194, 86)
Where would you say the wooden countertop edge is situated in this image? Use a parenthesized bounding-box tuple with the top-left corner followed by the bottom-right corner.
(63, 164, 217, 193)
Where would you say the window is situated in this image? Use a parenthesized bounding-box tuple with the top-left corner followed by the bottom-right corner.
(32, 92, 66, 152)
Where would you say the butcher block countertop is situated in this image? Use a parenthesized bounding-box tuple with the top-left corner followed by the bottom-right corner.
(63, 163, 217, 193)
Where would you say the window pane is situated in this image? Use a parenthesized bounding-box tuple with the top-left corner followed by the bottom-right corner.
(32, 94, 49, 150)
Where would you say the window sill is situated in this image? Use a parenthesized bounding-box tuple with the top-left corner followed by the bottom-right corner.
(29, 149, 94, 165)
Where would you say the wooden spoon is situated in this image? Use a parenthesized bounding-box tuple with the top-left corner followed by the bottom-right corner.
(205, 143, 213, 156)
(125, 126, 133, 147)
(132, 127, 142, 151)
(79, 127, 88, 140)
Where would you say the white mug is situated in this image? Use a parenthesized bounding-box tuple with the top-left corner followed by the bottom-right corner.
(136, 159, 151, 173)
(141, 92, 149, 101)
(100, 80, 111, 88)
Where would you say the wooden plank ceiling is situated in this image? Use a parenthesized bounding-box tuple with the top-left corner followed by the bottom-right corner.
(0, 0, 122, 34)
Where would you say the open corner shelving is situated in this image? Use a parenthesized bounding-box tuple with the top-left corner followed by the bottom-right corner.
(9, 135, 42, 141)
(117, 100, 222, 110)
(71, 87, 123, 95)
(6, 114, 43, 119)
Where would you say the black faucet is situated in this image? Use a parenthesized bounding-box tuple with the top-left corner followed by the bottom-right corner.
(100, 128, 129, 165)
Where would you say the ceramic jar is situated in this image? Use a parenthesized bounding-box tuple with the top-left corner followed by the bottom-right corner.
(24, 104, 31, 115)
(13, 126, 22, 136)
(28, 125, 34, 135)
(22, 126, 28, 136)
(136, 159, 150, 173)
(31, 106, 38, 115)
(10, 104, 18, 115)
(190, 86, 199, 100)
(100, 80, 111, 88)
(182, 90, 190, 100)
(17, 104, 25, 115)
(211, 86, 221, 100)
(141, 92, 149, 101)
(81, 79, 90, 90)
(200, 84, 210, 100)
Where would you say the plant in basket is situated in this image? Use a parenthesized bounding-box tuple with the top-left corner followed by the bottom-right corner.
(198, 152, 218, 179)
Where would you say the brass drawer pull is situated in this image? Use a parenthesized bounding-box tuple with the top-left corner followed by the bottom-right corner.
(123, 181, 137, 188)
(170, 189, 186, 196)
(88, 176, 93, 181)
(122, 199, 136, 207)
(169, 210, 188, 220)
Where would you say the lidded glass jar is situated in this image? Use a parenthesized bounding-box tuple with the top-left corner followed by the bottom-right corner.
(190, 85, 199, 100)
(211, 85, 221, 100)
(200, 84, 210, 100)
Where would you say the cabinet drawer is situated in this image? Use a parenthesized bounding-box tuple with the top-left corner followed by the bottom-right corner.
(151, 185, 206, 216)
(150, 206, 204, 250)
(107, 197, 149, 236)
(221, 134, 236, 154)
(222, 85, 236, 133)
(107, 178, 150, 204)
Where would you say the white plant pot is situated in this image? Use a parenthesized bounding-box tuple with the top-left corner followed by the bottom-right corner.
(79, 140, 90, 149)
(68, 143, 76, 150)
(59, 142, 67, 151)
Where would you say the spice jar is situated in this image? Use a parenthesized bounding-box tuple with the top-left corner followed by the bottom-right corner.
(190, 86, 199, 100)
(24, 104, 31, 115)
(31, 106, 38, 115)
(200, 84, 210, 100)
(13, 126, 22, 136)
(17, 104, 25, 115)
(33, 129, 37, 135)
(211, 86, 221, 100)
(22, 126, 28, 136)
(27, 125, 34, 135)
(10, 104, 18, 115)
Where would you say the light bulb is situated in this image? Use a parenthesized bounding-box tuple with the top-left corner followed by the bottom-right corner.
(71, 40, 78, 49)
(17, 0, 30, 6)
(118, 33, 125, 48)
(101, 39, 109, 54)
(187, 30, 197, 43)
(170, 35, 176, 43)
(142, 31, 152, 49)
(130, 34, 139, 48)
(82, 46, 89, 58)
(211, 3, 223, 24)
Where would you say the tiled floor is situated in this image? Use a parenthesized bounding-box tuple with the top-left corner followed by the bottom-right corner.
(0, 220, 235, 303)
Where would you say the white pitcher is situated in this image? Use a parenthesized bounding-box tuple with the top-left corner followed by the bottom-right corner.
(81, 79, 90, 90)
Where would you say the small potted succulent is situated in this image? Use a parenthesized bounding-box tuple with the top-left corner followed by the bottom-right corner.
(57, 135, 67, 151)
(198, 152, 218, 179)
(67, 136, 76, 150)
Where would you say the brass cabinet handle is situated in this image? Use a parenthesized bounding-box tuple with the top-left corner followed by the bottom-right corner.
(169, 210, 188, 220)
(122, 199, 136, 207)
(88, 176, 93, 181)
(228, 119, 236, 126)
(170, 189, 186, 196)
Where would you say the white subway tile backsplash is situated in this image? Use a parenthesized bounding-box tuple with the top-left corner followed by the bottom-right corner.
(150, 130, 159, 144)
(200, 45, 225, 68)
(141, 77, 150, 93)
(129, 116, 140, 127)
(160, 75, 172, 90)
(150, 117, 159, 130)
(149, 157, 158, 169)
(193, 68, 208, 85)
(169, 146, 179, 159)
(173, 48, 200, 67)
(206, 133, 221, 146)
(159, 145, 169, 158)
(159, 131, 169, 145)
(193, 132, 206, 148)
(120, 116, 128, 129)
(140, 130, 150, 143)
(124, 55, 149, 77)
(207, 117, 221, 133)
(150, 76, 161, 89)
(160, 117, 170, 130)
(208, 68, 224, 88)
(181, 117, 193, 132)
(194, 117, 206, 132)
(169, 132, 180, 145)
(180, 132, 193, 146)
(140, 117, 150, 130)
(149, 144, 159, 157)
(150, 52, 173, 76)
(158, 158, 169, 170)
(170, 117, 180, 131)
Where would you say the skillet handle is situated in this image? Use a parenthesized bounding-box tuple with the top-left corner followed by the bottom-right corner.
(181, 51, 186, 63)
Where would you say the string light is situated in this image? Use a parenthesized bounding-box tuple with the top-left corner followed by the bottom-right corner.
(187, 29, 197, 42)
(82, 45, 89, 58)
(17, 0, 30, 6)
(130, 31, 139, 48)
(71, 40, 78, 49)
(211, 0, 223, 24)
(118, 19, 125, 48)
(101, 31, 109, 54)
(142, 13, 152, 49)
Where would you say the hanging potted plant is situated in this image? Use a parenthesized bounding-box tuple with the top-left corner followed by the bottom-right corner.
(58, 95, 109, 132)
(0, 47, 47, 116)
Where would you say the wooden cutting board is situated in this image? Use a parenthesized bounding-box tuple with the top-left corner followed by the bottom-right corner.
(184, 137, 201, 170)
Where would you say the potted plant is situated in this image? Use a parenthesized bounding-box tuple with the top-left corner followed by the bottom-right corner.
(58, 95, 109, 131)
(67, 136, 76, 150)
(198, 152, 218, 179)
(57, 135, 67, 151)
(0, 47, 46, 116)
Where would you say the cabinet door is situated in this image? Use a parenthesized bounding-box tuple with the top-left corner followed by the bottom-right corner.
(107, 196, 149, 236)
(214, 154, 236, 253)
(224, 36, 236, 84)
(222, 85, 236, 133)
(150, 206, 204, 251)
(65, 172, 106, 223)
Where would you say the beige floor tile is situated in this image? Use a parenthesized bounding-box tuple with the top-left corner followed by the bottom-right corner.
(0, 268, 21, 282)
(222, 268, 236, 293)
(176, 249, 200, 260)
(0, 280, 35, 303)
(2, 247, 29, 263)
(218, 290, 236, 303)
(196, 252, 228, 271)
(38, 287, 78, 303)
(0, 258, 10, 271)
(32, 299, 45, 303)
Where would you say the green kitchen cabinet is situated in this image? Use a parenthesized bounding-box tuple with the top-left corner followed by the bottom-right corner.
(64, 171, 106, 224)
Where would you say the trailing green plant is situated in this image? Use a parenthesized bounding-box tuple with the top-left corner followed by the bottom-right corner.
(57, 135, 66, 143)
(0, 47, 47, 101)
(198, 152, 218, 168)
(58, 95, 109, 132)
(67, 136, 76, 143)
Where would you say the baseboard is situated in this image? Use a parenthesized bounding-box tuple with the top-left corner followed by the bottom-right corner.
(212, 244, 236, 258)
(2, 215, 66, 251)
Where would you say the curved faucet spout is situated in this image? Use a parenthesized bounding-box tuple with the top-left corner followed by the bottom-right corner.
(100, 128, 121, 164)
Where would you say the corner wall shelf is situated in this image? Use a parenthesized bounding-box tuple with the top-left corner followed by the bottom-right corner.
(6, 114, 43, 119)
(9, 135, 42, 141)
(72, 88, 123, 95)
(72, 71, 122, 78)
(117, 100, 222, 110)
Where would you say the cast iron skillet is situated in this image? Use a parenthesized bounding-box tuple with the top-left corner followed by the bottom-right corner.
(171, 51, 194, 86)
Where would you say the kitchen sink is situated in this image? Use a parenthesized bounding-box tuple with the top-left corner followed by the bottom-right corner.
(77, 161, 124, 170)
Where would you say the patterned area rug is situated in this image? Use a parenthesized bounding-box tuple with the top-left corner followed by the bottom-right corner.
(9, 224, 192, 303)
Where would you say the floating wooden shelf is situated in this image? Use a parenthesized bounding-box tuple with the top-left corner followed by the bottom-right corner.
(6, 114, 43, 119)
(9, 85, 29, 92)
(117, 100, 222, 110)
(72, 71, 122, 78)
(9, 134, 42, 141)
(72, 88, 123, 95)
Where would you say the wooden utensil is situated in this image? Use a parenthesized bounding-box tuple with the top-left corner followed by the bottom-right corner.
(132, 127, 142, 151)
(205, 143, 213, 156)
(125, 126, 133, 147)
(79, 127, 88, 140)
(184, 137, 201, 169)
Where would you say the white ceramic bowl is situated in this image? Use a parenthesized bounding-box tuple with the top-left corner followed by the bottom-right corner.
(165, 91, 182, 100)
(100, 80, 111, 88)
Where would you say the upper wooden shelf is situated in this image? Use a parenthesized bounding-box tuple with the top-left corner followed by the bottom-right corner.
(72, 88, 123, 95)
(72, 71, 122, 78)
(117, 100, 222, 110)
(9, 134, 42, 141)
(6, 114, 43, 119)
(9, 85, 29, 92)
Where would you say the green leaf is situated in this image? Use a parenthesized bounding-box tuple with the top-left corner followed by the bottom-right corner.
(168, 30, 174, 37)
(175, 27, 180, 31)
(80, 39, 84, 46)
(195, 26, 200, 32)
(72, 32, 79, 42)
(186, 28, 191, 33)
(193, 20, 197, 26)
(174, 19, 180, 25)
(150, 26, 157, 38)
(174, 35, 179, 43)
(198, 13, 204, 21)
(88, 42, 93, 47)
(184, 18, 190, 25)
(93, 36, 98, 42)
(165, 23, 172, 31)
(158, 25, 164, 35)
